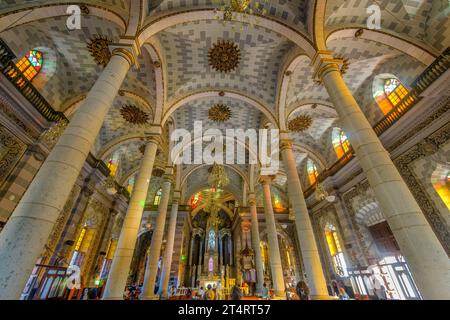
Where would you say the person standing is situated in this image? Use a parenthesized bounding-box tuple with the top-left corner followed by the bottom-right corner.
(262, 283, 269, 300)
(230, 285, 243, 300)
(296, 281, 310, 300)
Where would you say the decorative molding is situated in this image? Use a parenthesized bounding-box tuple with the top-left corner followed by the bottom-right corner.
(120, 104, 150, 125)
(208, 40, 240, 73)
(208, 104, 232, 123)
(87, 35, 112, 67)
(394, 124, 450, 255)
(0, 125, 27, 188)
(288, 114, 313, 132)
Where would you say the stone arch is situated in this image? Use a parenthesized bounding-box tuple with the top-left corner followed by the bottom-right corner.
(0, 4, 127, 33)
(162, 90, 278, 129)
(326, 28, 436, 65)
(138, 10, 316, 59)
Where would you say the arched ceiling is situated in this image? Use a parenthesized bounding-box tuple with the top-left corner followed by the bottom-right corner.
(324, 0, 449, 54)
(1, 1, 445, 204)
(155, 19, 294, 108)
(146, 0, 311, 35)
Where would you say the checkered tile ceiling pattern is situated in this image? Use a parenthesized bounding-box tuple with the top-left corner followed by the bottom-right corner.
(0, 0, 130, 20)
(2, 0, 443, 196)
(147, 0, 310, 34)
(325, 0, 449, 52)
(157, 19, 294, 109)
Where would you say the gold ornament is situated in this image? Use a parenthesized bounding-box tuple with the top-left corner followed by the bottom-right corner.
(208, 40, 240, 73)
(87, 35, 112, 67)
(208, 104, 232, 122)
(120, 105, 150, 125)
(41, 120, 69, 147)
(288, 115, 313, 132)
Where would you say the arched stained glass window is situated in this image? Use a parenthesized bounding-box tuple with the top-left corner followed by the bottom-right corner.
(332, 128, 351, 159)
(153, 188, 162, 206)
(126, 176, 136, 194)
(325, 224, 348, 277)
(384, 78, 408, 107)
(307, 159, 319, 185)
(107, 154, 120, 177)
(16, 50, 43, 81)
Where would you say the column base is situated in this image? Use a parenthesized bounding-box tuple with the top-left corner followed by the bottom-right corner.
(310, 294, 335, 300)
(141, 295, 160, 300)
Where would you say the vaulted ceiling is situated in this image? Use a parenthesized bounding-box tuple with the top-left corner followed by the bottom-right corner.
(0, 0, 447, 206)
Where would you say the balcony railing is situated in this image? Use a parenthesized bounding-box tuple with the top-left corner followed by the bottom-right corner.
(305, 47, 450, 197)
(0, 39, 128, 198)
(0, 39, 66, 122)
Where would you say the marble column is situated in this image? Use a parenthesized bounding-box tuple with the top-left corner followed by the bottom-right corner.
(260, 176, 286, 298)
(280, 138, 329, 299)
(102, 137, 159, 299)
(158, 193, 180, 299)
(314, 54, 450, 300)
(141, 174, 172, 299)
(249, 193, 265, 295)
(0, 49, 134, 300)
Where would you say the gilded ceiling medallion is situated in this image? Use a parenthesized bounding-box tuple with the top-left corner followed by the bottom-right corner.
(288, 115, 313, 132)
(208, 40, 240, 73)
(120, 105, 150, 125)
(87, 35, 112, 67)
(208, 104, 232, 122)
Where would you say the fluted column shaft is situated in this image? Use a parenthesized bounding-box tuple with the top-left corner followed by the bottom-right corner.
(158, 197, 179, 299)
(141, 175, 172, 299)
(249, 194, 265, 295)
(260, 176, 286, 298)
(102, 138, 159, 299)
(281, 141, 329, 299)
(318, 60, 450, 299)
(0, 50, 133, 299)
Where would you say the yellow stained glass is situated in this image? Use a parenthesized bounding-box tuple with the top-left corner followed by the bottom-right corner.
(74, 228, 86, 251)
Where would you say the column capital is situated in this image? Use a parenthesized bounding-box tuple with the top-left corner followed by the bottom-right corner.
(259, 175, 275, 185)
(311, 50, 343, 84)
(280, 139, 294, 151)
(162, 174, 173, 184)
(172, 190, 181, 202)
(110, 37, 141, 67)
(247, 192, 256, 206)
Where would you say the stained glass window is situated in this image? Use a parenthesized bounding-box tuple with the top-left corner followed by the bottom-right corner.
(153, 188, 162, 206)
(191, 192, 202, 209)
(332, 128, 351, 159)
(384, 79, 408, 107)
(208, 230, 216, 249)
(307, 159, 319, 185)
(325, 224, 348, 277)
(15, 50, 43, 81)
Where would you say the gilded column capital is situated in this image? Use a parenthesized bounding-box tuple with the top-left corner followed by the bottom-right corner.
(247, 192, 257, 206)
(258, 175, 275, 185)
(162, 173, 174, 184)
(110, 37, 141, 67)
(311, 50, 343, 84)
(280, 139, 294, 151)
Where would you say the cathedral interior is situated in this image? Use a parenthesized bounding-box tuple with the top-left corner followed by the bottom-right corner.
(0, 0, 449, 301)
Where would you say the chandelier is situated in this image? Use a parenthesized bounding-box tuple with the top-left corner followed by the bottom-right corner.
(203, 189, 222, 227)
(207, 163, 230, 189)
(213, 0, 269, 25)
